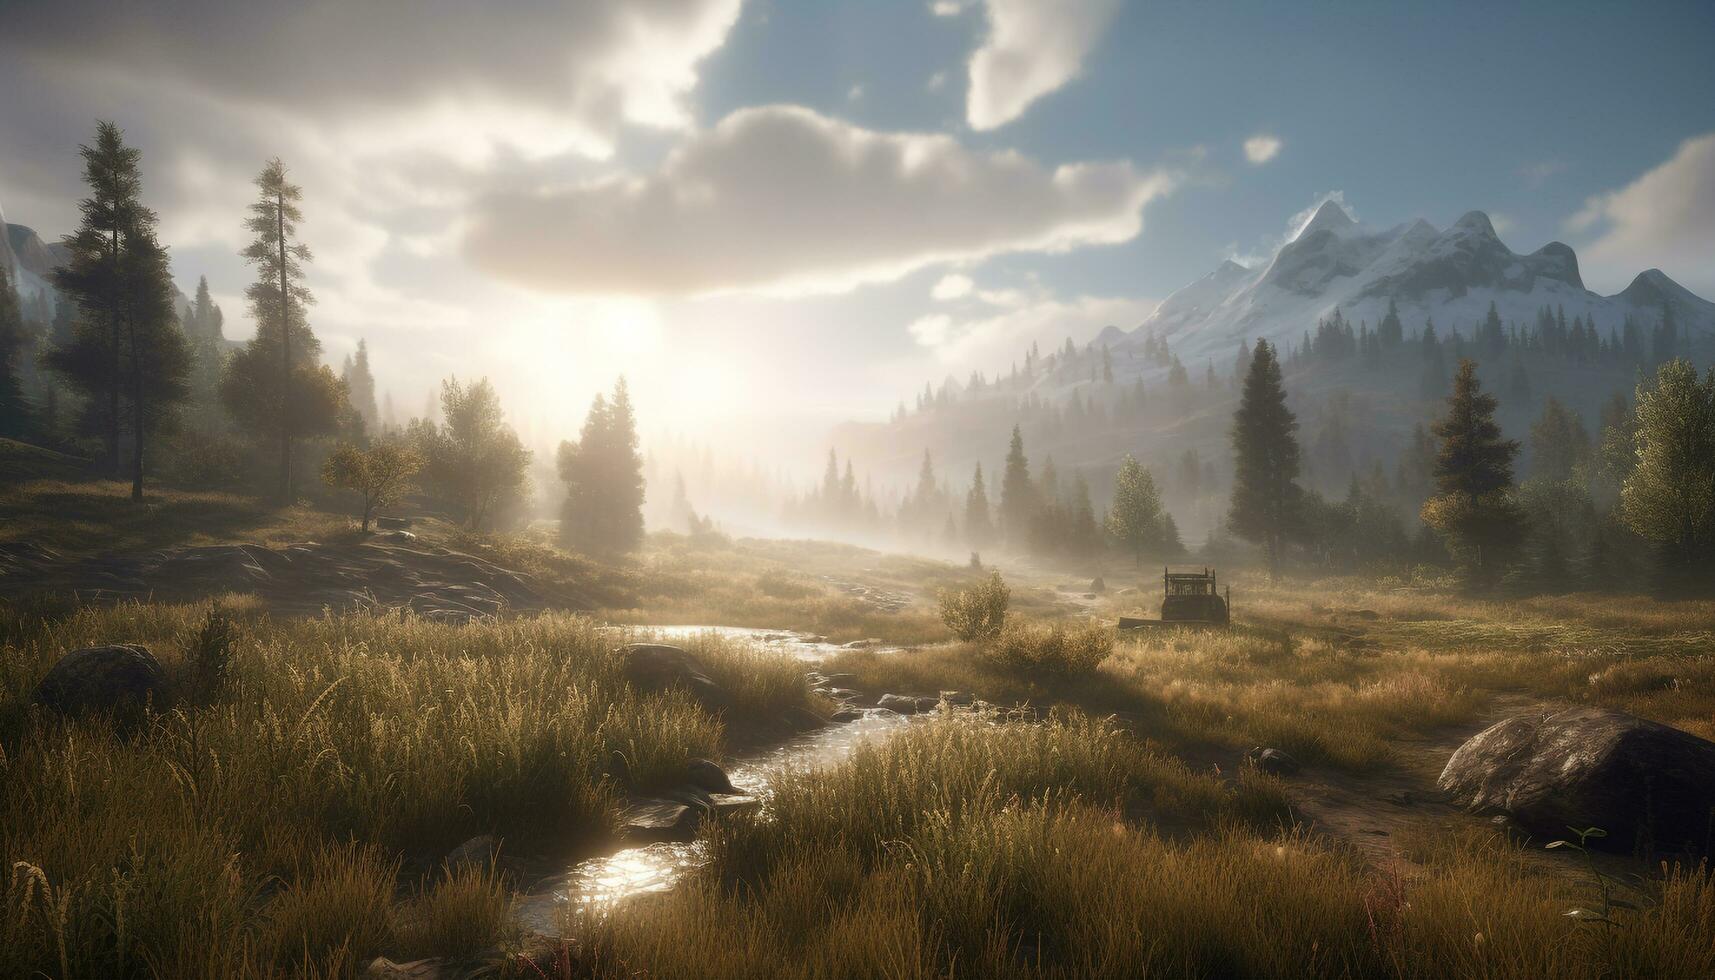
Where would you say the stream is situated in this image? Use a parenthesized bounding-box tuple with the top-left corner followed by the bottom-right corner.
(516, 626, 911, 935)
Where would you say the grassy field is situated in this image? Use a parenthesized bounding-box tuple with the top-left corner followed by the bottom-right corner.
(6, 475, 1715, 977)
(0, 601, 819, 978)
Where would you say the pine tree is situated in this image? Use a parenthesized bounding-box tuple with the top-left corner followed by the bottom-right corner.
(1227, 340, 1301, 578)
(1107, 454, 1171, 566)
(183, 274, 227, 430)
(964, 463, 995, 550)
(1421, 360, 1523, 581)
(557, 377, 646, 553)
(44, 121, 189, 498)
(345, 338, 379, 433)
(1378, 299, 1403, 348)
(221, 158, 343, 501)
(999, 424, 1035, 546)
(1528, 397, 1589, 483)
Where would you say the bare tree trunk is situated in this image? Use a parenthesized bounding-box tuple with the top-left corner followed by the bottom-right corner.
(107, 227, 121, 478)
(277, 189, 292, 504)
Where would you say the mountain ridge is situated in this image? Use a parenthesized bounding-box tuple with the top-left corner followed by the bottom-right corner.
(1121, 202, 1715, 362)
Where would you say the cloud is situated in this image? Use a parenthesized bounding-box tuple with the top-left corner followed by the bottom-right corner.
(929, 0, 970, 16)
(847, 84, 865, 102)
(1, 0, 743, 162)
(1565, 133, 1715, 294)
(927, 71, 950, 92)
(1519, 159, 1566, 189)
(908, 287, 1158, 369)
(966, 0, 1120, 130)
(466, 104, 1178, 296)
(932, 273, 975, 300)
(1243, 134, 1282, 166)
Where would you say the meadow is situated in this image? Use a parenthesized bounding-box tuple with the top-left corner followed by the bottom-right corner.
(4, 479, 1715, 977)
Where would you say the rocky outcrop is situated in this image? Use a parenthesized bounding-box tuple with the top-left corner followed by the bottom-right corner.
(34, 643, 163, 716)
(1244, 746, 1301, 776)
(0, 539, 557, 620)
(1439, 707, 1715, 853)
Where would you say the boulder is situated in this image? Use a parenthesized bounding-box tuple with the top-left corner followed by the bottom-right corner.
(1090, 577, 1106, 593)
(830, 707, 865, 723)
(622, 800, 697, 842)
(938, 690, 976, 707)
(618, 643, 729, 711)
(685, 757, 736, 793)
(34, 644, 164, 716)
(1439, 707, 1715, 853)
(444, 835, 499, 875)
(876, 693, 927, 715)
(1245, 746, 1302, 776)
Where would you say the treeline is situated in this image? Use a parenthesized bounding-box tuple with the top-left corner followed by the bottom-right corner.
(1227, 338, 1715, 593)
(0, 120, 648, 552)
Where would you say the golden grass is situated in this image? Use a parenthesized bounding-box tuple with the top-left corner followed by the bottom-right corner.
(0, 601, 818, 977)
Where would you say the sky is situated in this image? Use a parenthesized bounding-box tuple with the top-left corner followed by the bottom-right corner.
(2, 0, 1712, 459)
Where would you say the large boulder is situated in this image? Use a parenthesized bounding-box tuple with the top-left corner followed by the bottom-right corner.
(1439, 707, 1715, 854)
(618, 643, 729, 712)
(34, 644, 164, 716)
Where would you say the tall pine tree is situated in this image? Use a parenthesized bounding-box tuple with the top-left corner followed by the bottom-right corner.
(44, 121, 189, 498)
(221, 159, 344, 501)
(999, 424, 1035, 546)
(964, 462, 995, 550)
(1421, 359, 1523, 581)
(1227, 339, 1301, 579)
(557, 376, 646, 553)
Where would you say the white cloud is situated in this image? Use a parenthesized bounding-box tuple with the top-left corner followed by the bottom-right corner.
(1566, 133, 1715, 294)
(927, 71, 950, 92)
(909, 288, 1158, 369)
(966, 0, 1120, 131)
(467, 104, 1179, 296)
(932, 273, 975, 300)
(930, 1, 971, 16)
(1243, 134, 1282, 165)
(1520, 159, 1566, 189)
(2, 0, 743, 163)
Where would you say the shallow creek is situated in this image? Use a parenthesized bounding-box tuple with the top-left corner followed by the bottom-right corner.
(517, 626, 910, 934)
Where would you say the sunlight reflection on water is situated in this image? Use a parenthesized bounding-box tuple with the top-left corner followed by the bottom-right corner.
(517, 626, 913, 936)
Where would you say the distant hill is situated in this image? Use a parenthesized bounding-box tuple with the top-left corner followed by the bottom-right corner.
(2, 197, 198, 329)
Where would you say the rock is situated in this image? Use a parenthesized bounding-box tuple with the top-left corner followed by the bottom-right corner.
(363, 957, 444, 979)
(705, 792, 760, 816)
(828, 687, 864, 703)
(34, 644, 164, 716)
(618, 643, 730, 712)
(375, 516, 413, 530)
(876, 693, 925, 715)
(1439, 707, 1715, 854)
(1090, 577, 1106, 593)
(1245, 747, 1302, 776)
(831, 707, 865, 723)
(444, 835, 499, 875)
(780, 705, 824, 731)
(938, 690, 975, 707)
(821, 672, 856, 686)
(622, 800, 697, 842)
(843, 638, 882, 649)
(685, 757, 736, 793)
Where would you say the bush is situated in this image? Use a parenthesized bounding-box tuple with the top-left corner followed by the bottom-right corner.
(982, 619, 1113, 674)
(938, 571, 1009, 642)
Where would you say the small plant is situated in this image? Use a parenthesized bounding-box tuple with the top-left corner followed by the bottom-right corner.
(1547, 826, 1635, 926)
(938, 571, 1009, 641)
(188, 608, 237, 702)
(981, 619, 1113, 674)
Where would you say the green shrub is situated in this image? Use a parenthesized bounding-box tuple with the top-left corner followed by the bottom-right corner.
(982, 619, 1113, 674)
(938, 571, 1009, 641)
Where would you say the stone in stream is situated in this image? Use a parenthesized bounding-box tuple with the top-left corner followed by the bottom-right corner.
(830, 707, 866, 723)
(618, 643, 730, 712)
(443, 834, 500, 875)
(34, 644, 164, 717)
(939, 690, 975, 707)
(685, 757, 736, 793)
(623, 801, 698, 842)
(876, 693, 938, 716)
(1244, 746, 1302, 776)
(1439, 707, 1715, 854)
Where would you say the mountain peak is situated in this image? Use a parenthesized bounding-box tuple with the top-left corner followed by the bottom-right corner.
(1296, 199, 1354, 240)
(1451, 210, 1498, 238)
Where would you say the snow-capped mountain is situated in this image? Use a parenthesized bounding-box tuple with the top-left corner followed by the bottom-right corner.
(1122, 200, 1715, 360)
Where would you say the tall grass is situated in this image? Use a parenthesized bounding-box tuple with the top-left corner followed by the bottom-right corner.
(570, 715, 1715, 979)
(0, 601, 815, 978)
